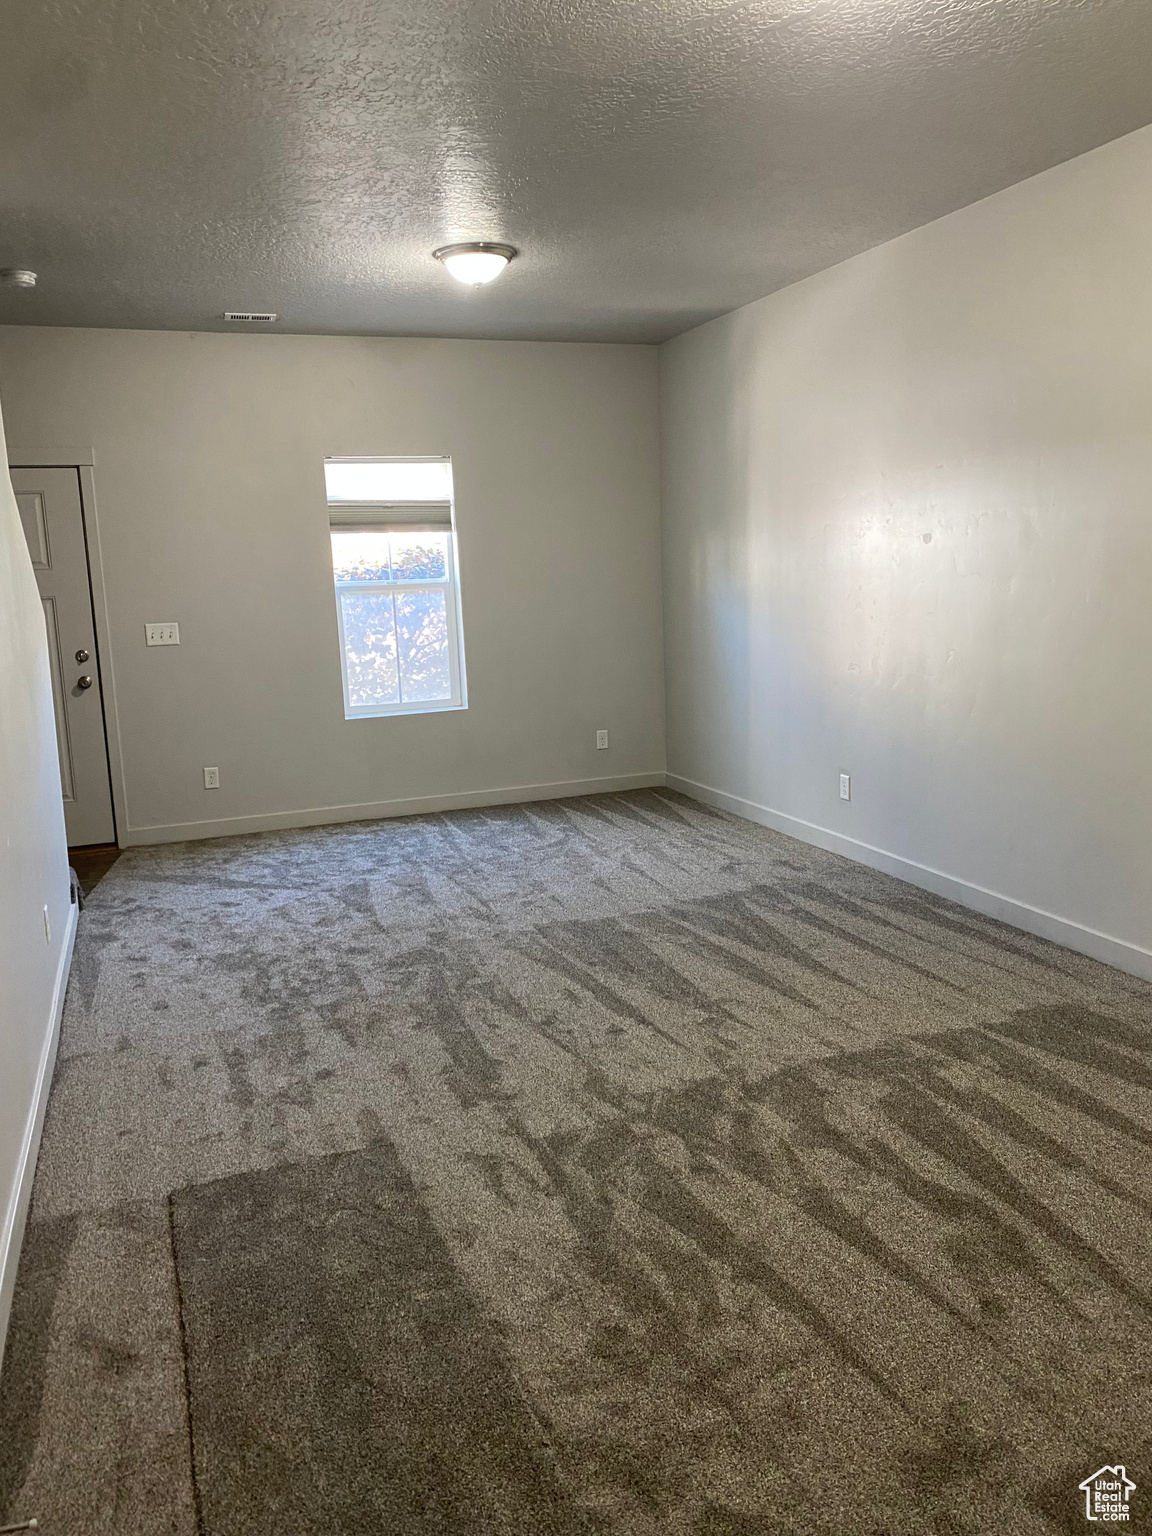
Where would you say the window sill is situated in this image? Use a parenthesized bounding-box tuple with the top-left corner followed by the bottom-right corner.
(344, 702, 468, 721)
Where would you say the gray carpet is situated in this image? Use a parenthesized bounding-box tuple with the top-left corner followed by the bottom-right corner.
(170, 1141, 586, 1536)
(1, 789, 1150, 1536)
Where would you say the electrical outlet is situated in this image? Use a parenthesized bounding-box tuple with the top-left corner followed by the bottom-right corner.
(596, 729, 609, 750)
(146, 622, 180, 646)
(204, 766, 220, 789)
(43, 905, 51, 944)
(840, 773, 851, 802)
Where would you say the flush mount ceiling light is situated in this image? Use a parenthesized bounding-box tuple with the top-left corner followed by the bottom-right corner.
(433, 242, 517, 287)
(1, 268, 37, 288)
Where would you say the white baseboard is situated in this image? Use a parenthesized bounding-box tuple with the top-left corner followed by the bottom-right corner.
(120, 771, 669, 846)
(667, 773, 1152, 984)
(0, 899, 78, 1382)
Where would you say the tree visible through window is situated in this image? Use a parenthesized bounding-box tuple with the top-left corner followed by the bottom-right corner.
(326, 459, 466, 717)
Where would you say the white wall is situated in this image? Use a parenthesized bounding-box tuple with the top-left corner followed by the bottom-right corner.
(0, 330, 665, 843)
(661, 124, 1152, 978)
(0, 391, 75, 1376)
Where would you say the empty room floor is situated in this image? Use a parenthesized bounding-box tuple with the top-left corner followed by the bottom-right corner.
(1, 789, 1150, 1536)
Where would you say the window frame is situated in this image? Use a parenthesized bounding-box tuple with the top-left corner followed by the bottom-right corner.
(326, 458, 468, 721)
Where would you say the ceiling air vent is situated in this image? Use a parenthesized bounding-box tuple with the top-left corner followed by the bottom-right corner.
(223, 310, 278, 323)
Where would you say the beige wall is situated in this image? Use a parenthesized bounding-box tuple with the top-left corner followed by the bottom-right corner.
(0, 329, 665, 842)
(660, 124, 1152, 978)
(0, 392, 74, 1374)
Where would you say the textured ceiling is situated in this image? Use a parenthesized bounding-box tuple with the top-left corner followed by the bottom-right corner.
(2, 0, 1152, 343)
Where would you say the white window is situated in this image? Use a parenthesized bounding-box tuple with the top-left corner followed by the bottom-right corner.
(326, 457, 467, 718)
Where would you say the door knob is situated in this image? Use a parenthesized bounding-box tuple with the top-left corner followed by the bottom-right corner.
(75, 648, 90, 663)
(77, 674, 93, 690)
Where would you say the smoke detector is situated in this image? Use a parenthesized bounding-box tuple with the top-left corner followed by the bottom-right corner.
(223, 310, 278, 323)
(1, 269, 37, 288)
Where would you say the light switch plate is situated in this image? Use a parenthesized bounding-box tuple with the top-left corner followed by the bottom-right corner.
(840, 773, 851, 801)
(146, 622, 180, 646)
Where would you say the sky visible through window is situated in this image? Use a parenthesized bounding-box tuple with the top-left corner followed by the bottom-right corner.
(332, 530, 454, 708)
(331, 530, 447, 584)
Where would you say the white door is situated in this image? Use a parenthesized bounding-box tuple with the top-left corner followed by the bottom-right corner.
(12, 466, 116, 847)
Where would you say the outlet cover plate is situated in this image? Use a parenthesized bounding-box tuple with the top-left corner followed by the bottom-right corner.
(840, 773, 851, 801)
(596, 730, 609, 750)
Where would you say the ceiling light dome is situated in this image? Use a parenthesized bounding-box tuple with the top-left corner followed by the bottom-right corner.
(433, 242, 516, 287)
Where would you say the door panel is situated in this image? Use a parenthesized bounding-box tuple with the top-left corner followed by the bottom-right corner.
(12, 466, 115, 846)
(17, 490, 51, 567)
(41, 595, 76, 801)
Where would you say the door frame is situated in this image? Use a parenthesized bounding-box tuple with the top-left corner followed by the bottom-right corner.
(8, 444, 130, 849)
